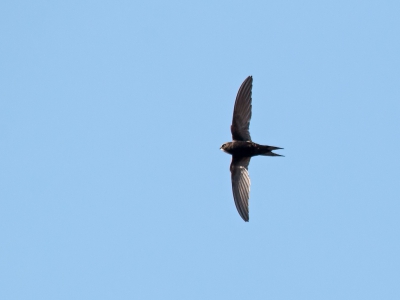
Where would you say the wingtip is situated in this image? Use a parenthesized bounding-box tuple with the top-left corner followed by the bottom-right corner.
(241, 214, 249, 222)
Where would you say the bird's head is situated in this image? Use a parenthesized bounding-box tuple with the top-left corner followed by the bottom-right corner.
(220, 143, 230, 153)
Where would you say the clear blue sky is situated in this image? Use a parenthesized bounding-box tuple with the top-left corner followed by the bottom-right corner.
(1, 1, 400, 299)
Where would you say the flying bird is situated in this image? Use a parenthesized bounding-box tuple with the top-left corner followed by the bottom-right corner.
(220, 76, 283, 222)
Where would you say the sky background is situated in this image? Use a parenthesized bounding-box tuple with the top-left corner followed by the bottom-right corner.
(1, 1, 400, 299)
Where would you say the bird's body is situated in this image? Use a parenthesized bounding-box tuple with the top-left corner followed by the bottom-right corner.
(221, 141, 282, 157)
(220, 76, 283, 222)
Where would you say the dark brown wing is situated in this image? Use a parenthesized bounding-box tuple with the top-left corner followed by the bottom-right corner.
(230, 156, 251, 222)
(231, 76, 253, 141)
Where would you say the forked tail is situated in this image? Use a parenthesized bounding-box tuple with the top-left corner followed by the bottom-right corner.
(259, 145, 284, 157)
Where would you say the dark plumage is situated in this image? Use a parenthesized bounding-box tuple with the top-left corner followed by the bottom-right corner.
(220, 76, 283, 222)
